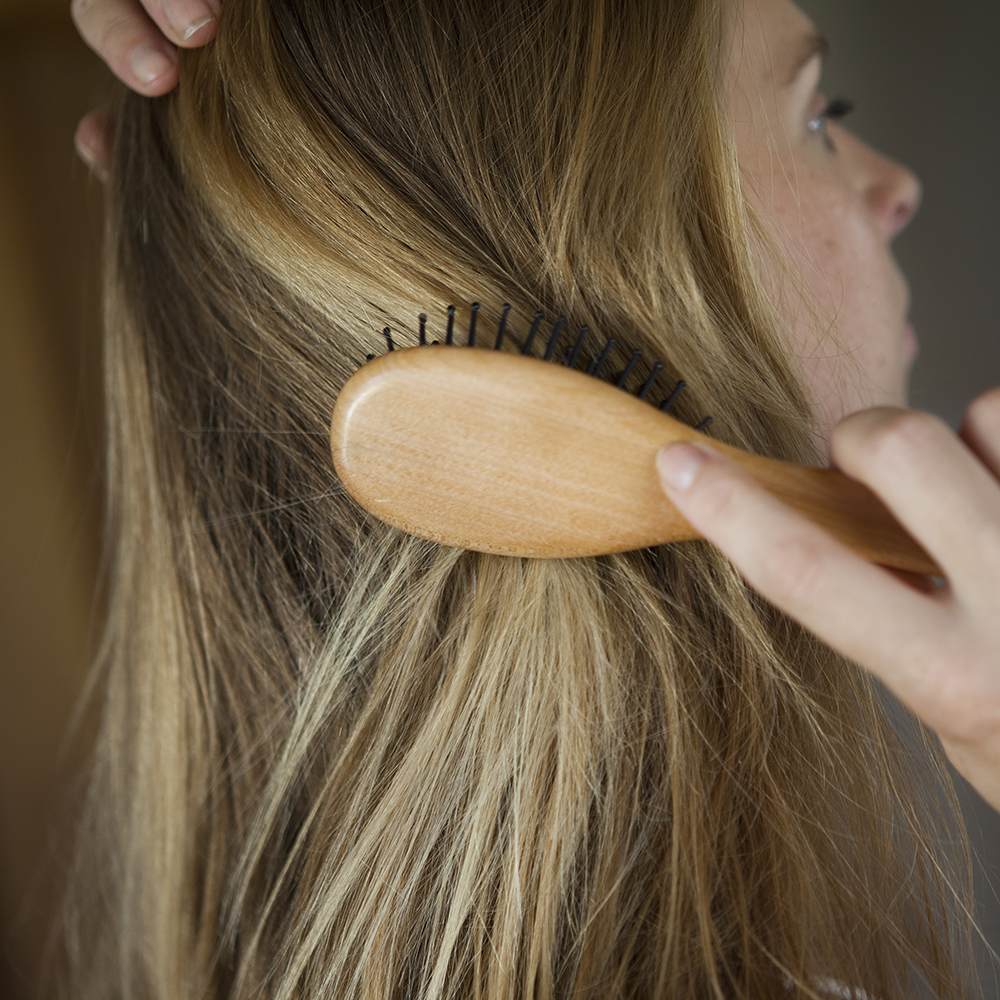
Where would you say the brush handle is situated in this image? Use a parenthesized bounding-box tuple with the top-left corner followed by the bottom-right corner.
(330, 347, 940, 576)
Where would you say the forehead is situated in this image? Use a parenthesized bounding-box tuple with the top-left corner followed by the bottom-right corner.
(725, 0, 822, 89)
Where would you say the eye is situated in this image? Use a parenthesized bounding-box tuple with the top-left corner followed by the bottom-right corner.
(807, 96, 855, 152)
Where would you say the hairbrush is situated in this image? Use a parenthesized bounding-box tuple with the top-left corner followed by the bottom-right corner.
(330, 307, 939, 576)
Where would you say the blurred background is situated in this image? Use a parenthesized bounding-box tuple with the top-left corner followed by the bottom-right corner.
(0, 0, 997, 997)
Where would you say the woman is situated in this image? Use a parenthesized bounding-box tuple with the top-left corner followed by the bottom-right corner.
(73, 0, 1000, 825)
(64, 0, 999, 997)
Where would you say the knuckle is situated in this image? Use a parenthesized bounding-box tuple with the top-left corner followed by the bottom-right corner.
(69, 0, 91, 27)
(694, 465, 745, 524)
(964, 387, 1000, 435)
(865, 409, 947, 465)
(72, 0, 139, 60)
(920, 647, 998, 741)
(834, 407, 949, 469)
(759, 533, 828, 607)
(971, 518, 1000, 567)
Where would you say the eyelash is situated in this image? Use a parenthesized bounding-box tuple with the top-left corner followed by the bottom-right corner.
(808, 97, 855, 151)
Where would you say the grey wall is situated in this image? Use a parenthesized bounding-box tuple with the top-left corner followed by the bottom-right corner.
(796, 1, 1000, 991)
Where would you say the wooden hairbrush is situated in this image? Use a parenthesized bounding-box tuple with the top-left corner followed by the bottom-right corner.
(330, 311, 940, 576)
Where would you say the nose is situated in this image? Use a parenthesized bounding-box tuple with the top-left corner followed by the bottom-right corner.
(867, 157, 922, 241)
(834, 125, 923, 242)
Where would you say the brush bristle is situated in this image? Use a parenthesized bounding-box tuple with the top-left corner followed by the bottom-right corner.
(362, 306, 714, 432)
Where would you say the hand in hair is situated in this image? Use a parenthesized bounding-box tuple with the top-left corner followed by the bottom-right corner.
(71, 0, 219, 179)
(658, 387, 1000, 814)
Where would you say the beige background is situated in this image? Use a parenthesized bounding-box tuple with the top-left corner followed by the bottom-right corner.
(0, 1, 997, 997)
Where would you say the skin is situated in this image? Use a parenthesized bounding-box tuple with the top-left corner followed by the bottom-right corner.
(727, 0, 922, 433)
(71, 0, 220, 179)
(71, 0, 1000, 813)
(661, 0, 1000, 812)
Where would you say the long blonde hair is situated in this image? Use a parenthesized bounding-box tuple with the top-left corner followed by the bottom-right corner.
(64, 0, 974, 997)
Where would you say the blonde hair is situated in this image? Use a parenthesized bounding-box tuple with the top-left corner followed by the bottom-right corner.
(64, 0, 974, 997)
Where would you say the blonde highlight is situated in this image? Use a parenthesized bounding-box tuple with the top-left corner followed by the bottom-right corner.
(62, 1, 974, 998)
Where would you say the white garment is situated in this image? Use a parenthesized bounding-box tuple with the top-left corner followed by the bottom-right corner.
(815, 980, 876, 1000)
(784, 977, 877, 999)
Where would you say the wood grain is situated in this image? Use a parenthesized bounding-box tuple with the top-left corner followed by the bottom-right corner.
(331, 346, 941, 576)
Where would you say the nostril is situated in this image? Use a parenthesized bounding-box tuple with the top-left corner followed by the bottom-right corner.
(874, 173, 920, 240)
(892, 199, 914, 234)
(891, 168, 922, 238)
(869, 157, 922, 240)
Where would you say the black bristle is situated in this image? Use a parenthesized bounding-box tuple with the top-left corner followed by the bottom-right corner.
(591, 338, 616, 379)
(543, 317, 566, 361)
(495, 303, 511, 350)
(615, 350, 642, 388)
(660, 380, 686, 412)
(638, 362, 663, 401)
(564, 326, 589, 368)
(522, 311, 544, 356)
(468, 302, 480, 346)
(361, 305, 714, 433)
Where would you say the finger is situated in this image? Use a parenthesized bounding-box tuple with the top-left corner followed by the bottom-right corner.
(830, 407, 1000, 598)
(72, 0, 178, 94)
(75, 110, 112, 182)
(885, 567, 945, 595)
(656, 443, 955, 715)
(959, 385, 1000, 482)
(131, 0, 220, 48)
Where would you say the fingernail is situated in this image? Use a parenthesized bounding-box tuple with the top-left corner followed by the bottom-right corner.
(182, 15, 215, 41)
(656, 443, 708, 491)
(129, 44, 175, 85)
(75, 131, 104, 178)
(164, 0, 217, 41)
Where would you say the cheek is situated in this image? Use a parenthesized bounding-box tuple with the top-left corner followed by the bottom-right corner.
(770, 169, 874, 320)
(750, 163, 910, 428)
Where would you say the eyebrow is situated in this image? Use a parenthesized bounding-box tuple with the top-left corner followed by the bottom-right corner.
(788, 31, 830, 86)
